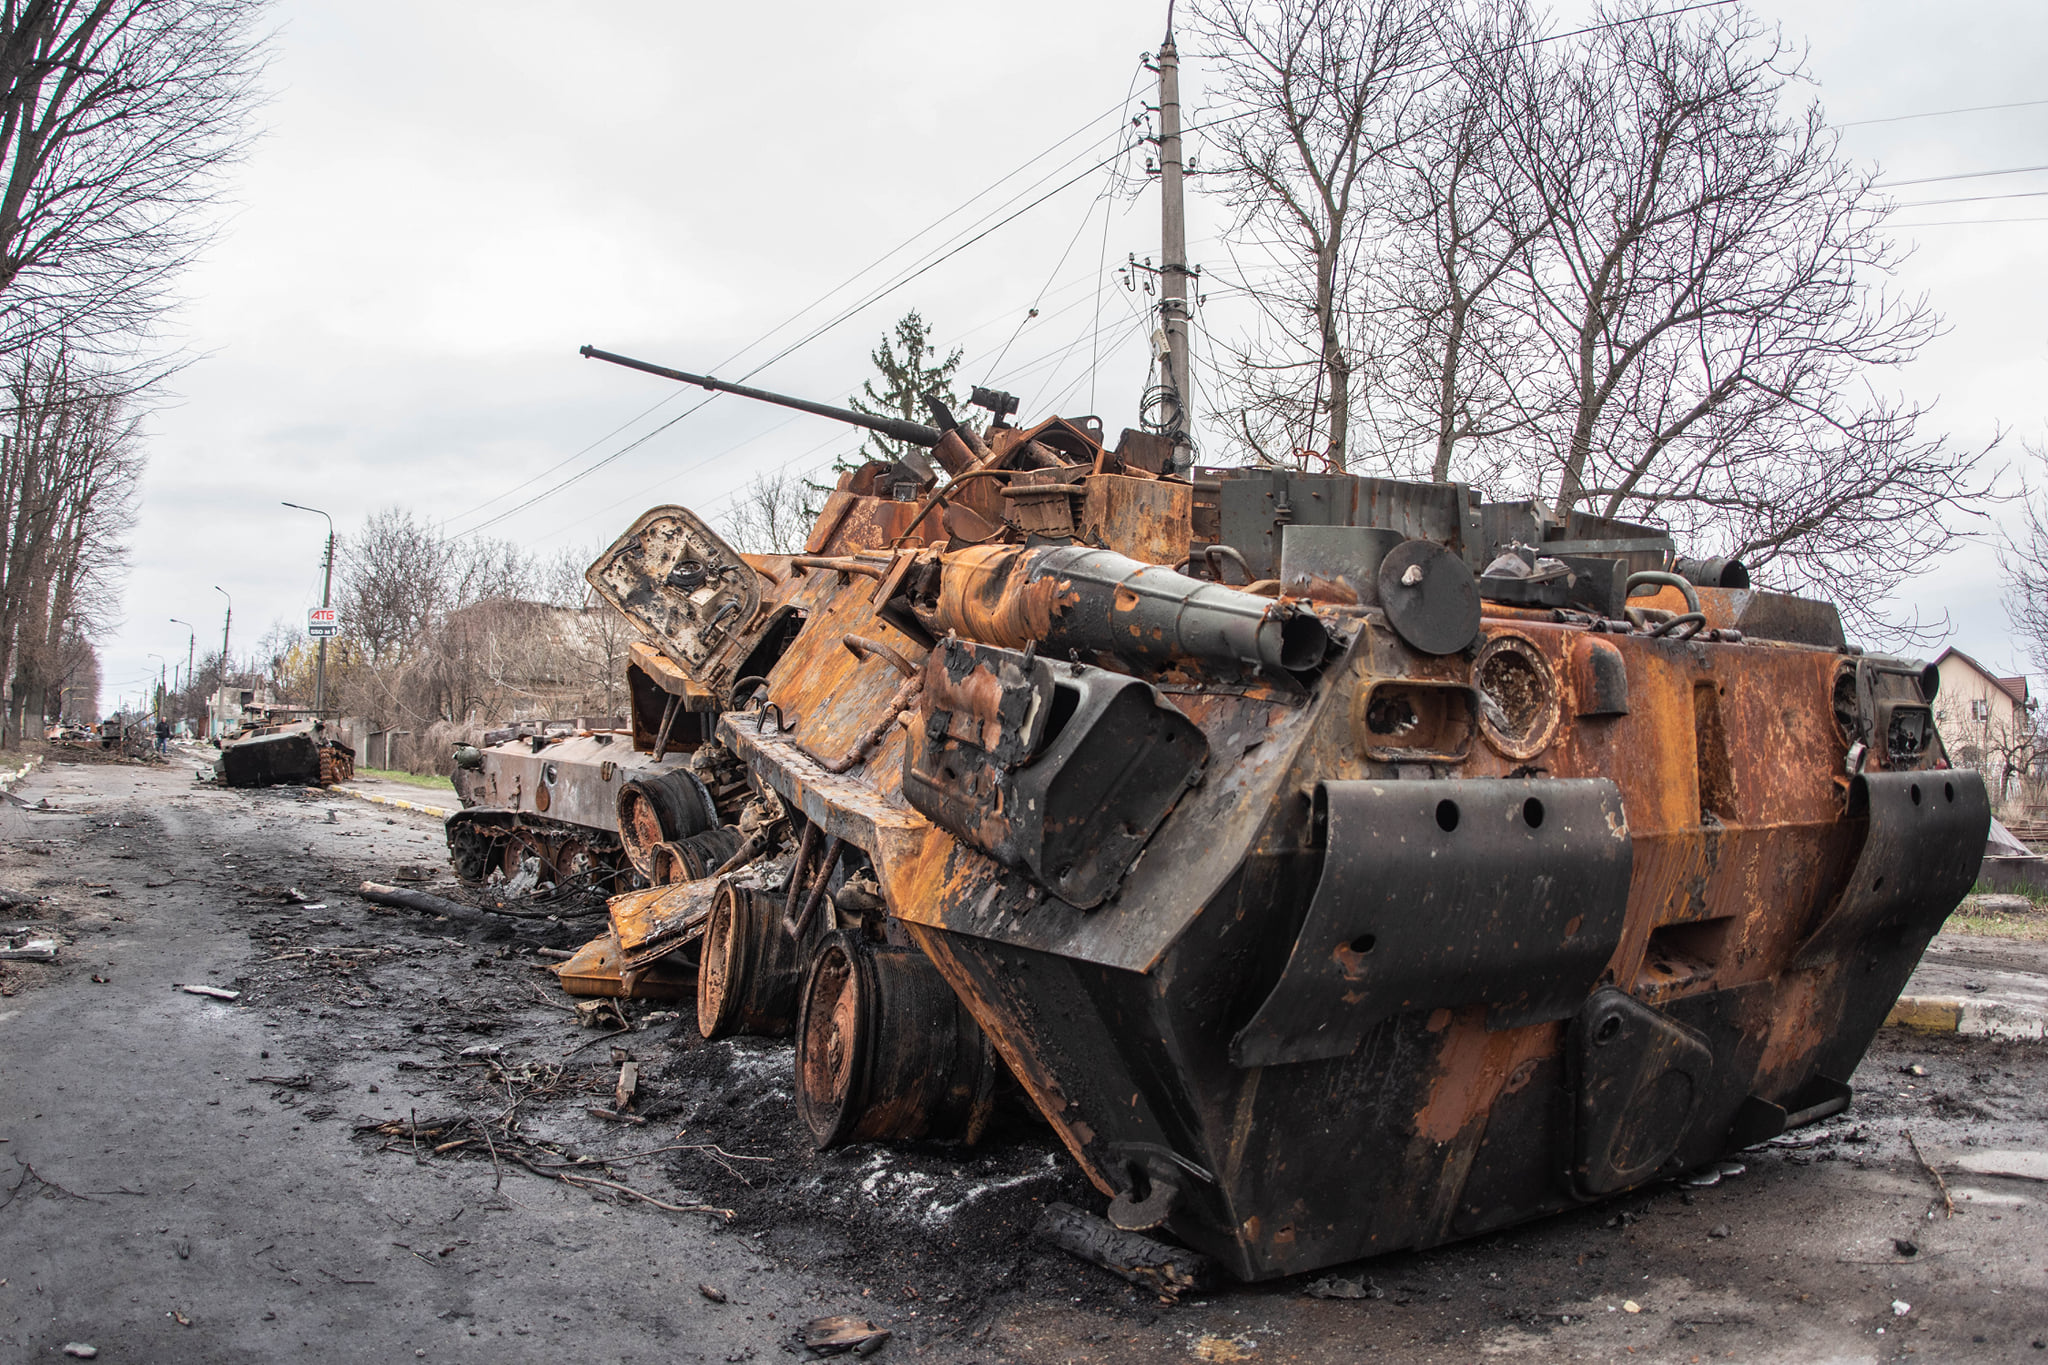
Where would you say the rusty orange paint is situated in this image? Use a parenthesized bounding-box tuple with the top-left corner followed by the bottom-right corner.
(930, 544, 1068, 646)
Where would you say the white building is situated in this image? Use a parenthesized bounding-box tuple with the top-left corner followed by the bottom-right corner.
(1931, 647, 2033, 794)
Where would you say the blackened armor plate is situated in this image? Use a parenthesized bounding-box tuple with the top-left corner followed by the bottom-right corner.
(1232, 777, 1633, 1067)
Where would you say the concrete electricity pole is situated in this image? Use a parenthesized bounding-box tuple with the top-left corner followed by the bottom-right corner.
(282, 502, 336, 715)
(214, 586, 232, 738)
(1157, 26, 1195, 475)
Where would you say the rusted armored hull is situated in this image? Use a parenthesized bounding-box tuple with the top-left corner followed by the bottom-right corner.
(569, 353, 1986, 1282)
(714, 560, 1985, 1280)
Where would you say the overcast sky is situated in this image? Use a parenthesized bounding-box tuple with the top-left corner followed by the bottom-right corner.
(101, 0, 2048, 713)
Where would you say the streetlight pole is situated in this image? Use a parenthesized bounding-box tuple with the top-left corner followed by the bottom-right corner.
(213, 586, 232, 739)
(170, 617, 196, 730)
(148, 654, 166, 719)
(281, 502, 335, 716)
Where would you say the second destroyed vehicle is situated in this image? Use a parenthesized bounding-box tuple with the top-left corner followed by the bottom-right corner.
(476, 349, 1986, 1283)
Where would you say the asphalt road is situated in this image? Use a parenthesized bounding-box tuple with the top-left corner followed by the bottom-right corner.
(2, 753, 2045, 1364)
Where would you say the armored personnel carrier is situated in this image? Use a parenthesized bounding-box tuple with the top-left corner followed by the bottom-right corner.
(510, 346, 1987, 1281)
(441, 647, 749, 891)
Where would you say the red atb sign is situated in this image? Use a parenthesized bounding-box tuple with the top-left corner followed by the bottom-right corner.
(308, 607, 339, 638)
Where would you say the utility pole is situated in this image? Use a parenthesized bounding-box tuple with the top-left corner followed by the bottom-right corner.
(1157, 26, 1195, 475)
(283, 502, 336, 716)
(214, 586, 232, 739)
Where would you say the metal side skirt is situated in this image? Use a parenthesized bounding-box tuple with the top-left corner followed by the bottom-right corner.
(1792, 770, 1989, 969)
(1231, 778, 1632, 1067)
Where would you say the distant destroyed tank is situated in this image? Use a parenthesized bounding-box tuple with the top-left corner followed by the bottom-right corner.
(478, 344, 1986, 1282)
(216, 719, 355, 788)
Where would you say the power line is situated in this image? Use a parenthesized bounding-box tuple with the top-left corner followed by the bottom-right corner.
(1838, 98, 2048, 129)
(982, 173, 1116, 386)
(442, 89, 1144, 540)
(455, 141, 1134, 541)
(438, 390, 688, 529)
(1876, 163, 2048, 190)
(1896, 189, 2048, 209)
(1892, 216, 2048, 227)
(464, 0, 1753, 543)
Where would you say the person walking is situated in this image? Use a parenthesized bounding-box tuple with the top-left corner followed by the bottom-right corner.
(155, 716, 170, 754)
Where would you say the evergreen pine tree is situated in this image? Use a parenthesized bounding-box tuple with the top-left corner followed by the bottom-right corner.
(844, 310, 970, 469)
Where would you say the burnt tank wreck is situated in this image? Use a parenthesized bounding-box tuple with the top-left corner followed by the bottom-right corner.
(447, 347, 1987, 1282)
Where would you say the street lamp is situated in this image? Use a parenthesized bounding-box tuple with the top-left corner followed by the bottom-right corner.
(213, 586, 232, 740)
(281, 501, 336, 716)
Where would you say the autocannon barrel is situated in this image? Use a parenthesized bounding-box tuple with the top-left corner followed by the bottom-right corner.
(931, 544, 1328, 674)
(579, 345, 943, 448)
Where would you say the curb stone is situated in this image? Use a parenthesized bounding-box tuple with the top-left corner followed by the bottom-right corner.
(334, 785, 456, 821)
(1886, 994, 2047, 1042)
(0, 753, 43, 792)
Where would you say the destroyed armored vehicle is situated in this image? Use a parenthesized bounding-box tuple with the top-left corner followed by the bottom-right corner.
(216, 719, 355, 788)
(442, 651, 750, 891)
(504, 347, 1987, 1282)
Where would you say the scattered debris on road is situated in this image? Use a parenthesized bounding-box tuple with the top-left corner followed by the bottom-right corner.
(801, 1314, 890, 1357)
(0, 936, 58, 961)
(1034, 1202, 1220, 1298)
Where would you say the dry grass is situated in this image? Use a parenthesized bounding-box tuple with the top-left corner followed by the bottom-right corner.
(1949, 887, 2048, 941)
(1948, 909, 2048, 942)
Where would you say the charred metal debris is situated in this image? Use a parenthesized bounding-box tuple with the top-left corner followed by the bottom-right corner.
(435, 350, 1988, 1282)
(216, 720, 356, 789)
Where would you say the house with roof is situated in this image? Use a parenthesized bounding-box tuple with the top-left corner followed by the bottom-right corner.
(1931, 646, 2035, 797)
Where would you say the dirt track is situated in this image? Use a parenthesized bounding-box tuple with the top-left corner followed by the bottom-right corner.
(3, 753, 2047, 1364)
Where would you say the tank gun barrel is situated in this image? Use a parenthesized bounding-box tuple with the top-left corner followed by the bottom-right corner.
(579, 345, 942, 448)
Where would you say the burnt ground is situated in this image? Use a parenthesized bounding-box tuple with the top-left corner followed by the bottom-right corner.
(2, 753, 2046, 1364)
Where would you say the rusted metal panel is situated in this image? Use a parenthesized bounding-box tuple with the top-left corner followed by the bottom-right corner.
(805, 491, 937, 556)
(609, 877, 721, 969)
(552, 931, 693, 1000)
(475, 733, 653, 834)
(588, 506, 761, 697)
(903, 640, 1209, 909)
(1078, 474, 1192, 564)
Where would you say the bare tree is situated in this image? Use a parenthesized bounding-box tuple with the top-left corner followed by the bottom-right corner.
(331, 518, 648, 745)
(0, 0, 269, 358)
(36, 620, 92, 720)
(0, 341, 141, 743)
(720, 468, 818, 555)
(336, 507, 460, 669)
(1200, 0, 1990, 635)
(2002, 451, 2048, 675)
(1193, 0, 1432, 471)
(1361, 0, 1556, 483)
(1500, 1, 1990, 621)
